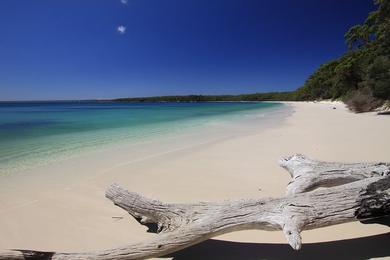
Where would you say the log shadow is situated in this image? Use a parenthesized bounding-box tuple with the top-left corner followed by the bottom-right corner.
(166, 233, 390, 260)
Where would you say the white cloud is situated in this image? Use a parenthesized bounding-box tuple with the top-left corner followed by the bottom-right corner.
(117, 25, 126, 34)
(120, 0, 128, 4)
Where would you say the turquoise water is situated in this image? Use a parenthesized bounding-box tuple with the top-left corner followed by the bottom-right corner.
(0, 101, 282, 174)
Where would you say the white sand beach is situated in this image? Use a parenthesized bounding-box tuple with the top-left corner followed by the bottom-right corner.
(0, 101, 389, 259)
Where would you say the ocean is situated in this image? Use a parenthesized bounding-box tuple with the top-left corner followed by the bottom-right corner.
(0, 101, 284, 175)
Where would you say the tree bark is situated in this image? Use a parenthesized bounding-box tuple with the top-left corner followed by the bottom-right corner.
(0, 154, 389, 260)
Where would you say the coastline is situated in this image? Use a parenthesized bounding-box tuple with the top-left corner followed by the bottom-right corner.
(0, 101, 284, 175)
(0, 101, 389, 258)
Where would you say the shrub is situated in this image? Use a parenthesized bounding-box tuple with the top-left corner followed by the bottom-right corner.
(343, 88, 384, 113)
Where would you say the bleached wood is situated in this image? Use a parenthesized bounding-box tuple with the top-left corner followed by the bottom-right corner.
(279, 154, 390, 195)
(0, 155, 389, 260)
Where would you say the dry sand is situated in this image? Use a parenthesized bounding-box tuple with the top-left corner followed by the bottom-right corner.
(0, 101, 389, 259)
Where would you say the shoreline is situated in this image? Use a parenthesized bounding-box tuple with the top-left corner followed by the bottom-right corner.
(0, 101, 285, 176)
(0, 101, 389, 257)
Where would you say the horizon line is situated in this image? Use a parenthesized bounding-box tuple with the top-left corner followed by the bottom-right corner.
(0, 91, 293, 102)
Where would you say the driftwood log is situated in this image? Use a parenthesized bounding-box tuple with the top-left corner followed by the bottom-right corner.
(1, 154, 389, 259)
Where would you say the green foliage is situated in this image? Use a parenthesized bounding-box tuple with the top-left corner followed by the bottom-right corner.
(368, 56, 390, 99)
(345, 24, 370, 50)
(295, 0, 390, 110)
(114, 91, 298, 102)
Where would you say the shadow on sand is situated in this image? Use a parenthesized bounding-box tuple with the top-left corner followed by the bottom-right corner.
(166, 233, 390, 260)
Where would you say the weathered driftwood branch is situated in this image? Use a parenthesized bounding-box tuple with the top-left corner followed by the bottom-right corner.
(280, 154, 390, 195)
(1, 154, 389, 260)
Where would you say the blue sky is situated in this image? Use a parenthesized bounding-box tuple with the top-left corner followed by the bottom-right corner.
(0, 0, 375, 100)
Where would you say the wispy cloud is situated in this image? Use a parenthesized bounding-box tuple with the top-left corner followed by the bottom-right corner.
(120, 0, 128, 4)
(117, 25, 126, 34)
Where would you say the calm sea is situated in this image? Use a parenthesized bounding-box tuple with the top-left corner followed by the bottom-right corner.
(0, 101, 283, 174)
